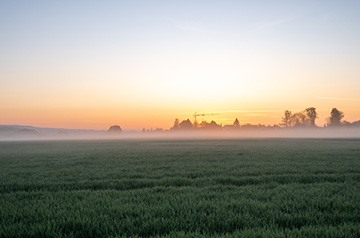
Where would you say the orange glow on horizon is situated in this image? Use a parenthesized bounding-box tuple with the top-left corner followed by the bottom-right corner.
(1, 105, 360, 130)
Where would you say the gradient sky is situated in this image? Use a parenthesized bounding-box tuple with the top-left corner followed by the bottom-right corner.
(1, 0, 360, 129)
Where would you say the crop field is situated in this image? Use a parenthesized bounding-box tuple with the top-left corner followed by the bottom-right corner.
(1, 139, 360, 237)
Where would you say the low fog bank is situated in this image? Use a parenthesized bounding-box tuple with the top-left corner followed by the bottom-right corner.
(1, 125, 360, 141)
(138, 127, 360, 140)
(0, 125, 125, 141)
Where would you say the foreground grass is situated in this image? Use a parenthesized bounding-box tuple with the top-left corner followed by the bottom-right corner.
(1, 139, 360, 237)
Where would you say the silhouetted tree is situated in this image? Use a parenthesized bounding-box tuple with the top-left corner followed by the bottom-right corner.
(292, 112, 307, 127)
(233, 118, 240, 127)
(171, 118, 180, 130)
(178, 119, 193, 130)
(108, 125, 122, 133)
(281, 109, 318, 128)
(305, 107, 318, 127)
(328, 108, 344, 127)
(281, 110, 293, 127)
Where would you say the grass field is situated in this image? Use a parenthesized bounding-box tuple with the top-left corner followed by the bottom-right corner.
(1, 139, 360, 237)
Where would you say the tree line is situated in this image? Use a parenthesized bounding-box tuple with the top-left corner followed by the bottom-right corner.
(281, 107, 347, 128)
(170, 107, 358, 131)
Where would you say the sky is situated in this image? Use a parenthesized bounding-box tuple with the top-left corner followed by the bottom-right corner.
(1, 0, 360, 130)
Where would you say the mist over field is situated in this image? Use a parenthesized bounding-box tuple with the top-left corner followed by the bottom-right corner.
(1, 125, 360, 141)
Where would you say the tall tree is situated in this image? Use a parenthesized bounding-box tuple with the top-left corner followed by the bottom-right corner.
(328, 108, 344, 126)
(171, 118, 180, 130)
(305, 107, 318, 127)
(233, 118, 240, 128)
(281, 110, 293, 127)
(292, 112, 307, 127)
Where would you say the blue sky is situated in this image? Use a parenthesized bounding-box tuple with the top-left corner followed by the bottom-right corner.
(2, 1, 359, 64)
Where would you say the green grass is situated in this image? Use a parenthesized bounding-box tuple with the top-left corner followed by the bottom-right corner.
(1, 139, 360, 237)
